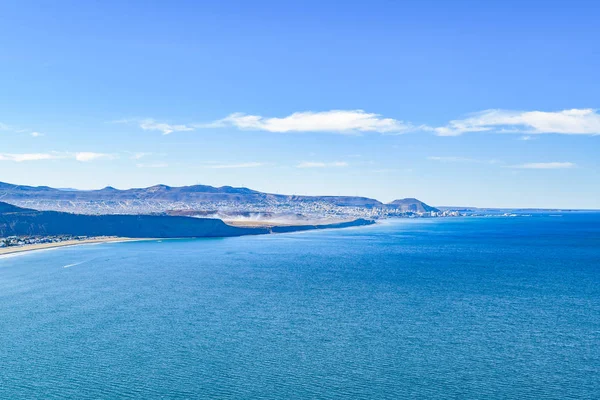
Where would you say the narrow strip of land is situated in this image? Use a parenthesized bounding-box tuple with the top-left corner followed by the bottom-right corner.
(0, 237, 147, 256)
(223, 218, 353, 227)
(0, 219, 375, 257)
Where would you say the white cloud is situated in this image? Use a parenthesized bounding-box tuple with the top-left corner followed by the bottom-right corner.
(115, 108, 600, 138)
(205, 162, 266, 169)
(518, 135, 534, 141)
(297, 161, 349, 168)
(130, 152, 152, 160)
(0, 123, 10, 131)
(435, 109, 600, 136)
(204, 110, 412, 134)
(30, 131, 43, 137)
(0, 153, 61, 162)
(74, 152, 116, 162)
(139, 119, 194, 135)
(512, 162, 576, 169)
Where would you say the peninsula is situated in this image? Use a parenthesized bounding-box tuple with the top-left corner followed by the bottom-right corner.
(0, 201, 375, 247)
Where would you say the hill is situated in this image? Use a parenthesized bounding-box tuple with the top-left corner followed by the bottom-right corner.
(0, 201, 265, 238)
(387, 198, 438, 213)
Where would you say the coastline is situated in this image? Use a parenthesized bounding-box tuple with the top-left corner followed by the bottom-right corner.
(223, 218, 355, 228)
(0, 219, 375, 257)
(0, 237, 151, 257)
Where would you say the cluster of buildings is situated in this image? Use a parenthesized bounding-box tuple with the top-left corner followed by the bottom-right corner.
(0, 235, 87, 248)
(6, 199, 466, 220)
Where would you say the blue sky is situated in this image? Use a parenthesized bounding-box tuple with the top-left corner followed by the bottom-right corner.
(1, 0, 599, 208)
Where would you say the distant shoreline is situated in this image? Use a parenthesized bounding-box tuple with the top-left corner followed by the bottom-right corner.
(223, 218, 355, 228)
(0, 237, 150, 256)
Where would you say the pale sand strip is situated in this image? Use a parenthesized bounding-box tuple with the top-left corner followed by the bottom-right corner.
(224, 219, 352, 228)
(0, 237, 153, 256)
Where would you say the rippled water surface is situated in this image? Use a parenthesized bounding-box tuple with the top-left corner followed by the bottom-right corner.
(1, 214, 599, 399)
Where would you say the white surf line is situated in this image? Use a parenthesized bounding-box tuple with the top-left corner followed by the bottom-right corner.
(0, 246, 63, 260)
(63, 261, 87, 269)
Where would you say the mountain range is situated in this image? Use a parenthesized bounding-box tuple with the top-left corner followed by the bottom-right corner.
(0, 181, 438, 215)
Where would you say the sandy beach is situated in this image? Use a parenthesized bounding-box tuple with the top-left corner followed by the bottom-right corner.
(0, 237, 148, 256)
(223, 219, 353, 228)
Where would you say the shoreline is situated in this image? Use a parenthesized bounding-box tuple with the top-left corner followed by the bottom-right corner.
(0, 219, 375, 257)
(223, 218, 355, 228)
(0, 237, 153, 257)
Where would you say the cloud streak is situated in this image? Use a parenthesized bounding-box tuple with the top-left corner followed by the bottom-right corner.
(511, 162, 576, 169)
(0, 152, 117, 162)
(139, 119, 194, 135)
(129, 152, 152, 160)
(434, 109, 600, 136)
(0, 153, 61, 162)
(203, 110, 412, 134)
(75, 152, 115, 162)
(122, 108, 600, 137)
(114, 118, 194, 135)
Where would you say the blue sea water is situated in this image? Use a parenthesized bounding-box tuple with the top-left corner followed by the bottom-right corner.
(0, 214, 599, 399)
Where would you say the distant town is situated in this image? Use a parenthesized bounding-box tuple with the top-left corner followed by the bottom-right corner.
(0, 235, 92, 249)
(15, 199, 463, 219)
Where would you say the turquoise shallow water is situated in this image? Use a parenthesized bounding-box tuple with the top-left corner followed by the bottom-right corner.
(1, 214, 599, 399)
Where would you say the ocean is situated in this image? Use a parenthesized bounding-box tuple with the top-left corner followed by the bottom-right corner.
(1, 214, 599, 399)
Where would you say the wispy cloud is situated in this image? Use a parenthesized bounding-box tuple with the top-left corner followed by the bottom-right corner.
(129, 152, 152, 160)
(0, 153, 62, 162)
(139, 119, 194, 135)
(30, 131, 44, 137)
(113, 108, 600, 137)
(434, 109, 600, 136)
(511, 162, 576, 169)
(74, 152, 116, 162)
(205, 162, 266, 169)
(114, 118, 194, 135)
(518, 135, 535, 141)
(202, 110, 413, 134)
(297, 161, 349, 168)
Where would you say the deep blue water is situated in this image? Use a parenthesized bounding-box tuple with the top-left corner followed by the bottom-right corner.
(1, 214, 599, 399)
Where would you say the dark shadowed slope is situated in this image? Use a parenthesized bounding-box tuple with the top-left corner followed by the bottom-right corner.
(0, 202, 374, 238)
(0, 202, 267, 238)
